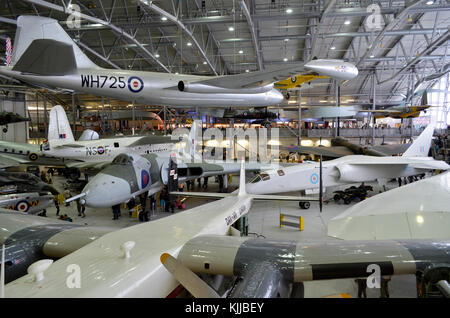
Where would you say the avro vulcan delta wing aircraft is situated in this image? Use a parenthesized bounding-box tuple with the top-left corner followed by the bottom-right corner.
(3, 161, 450, 298)
(282, 136, 411, 159)
(0, 16, 358, 108)
(246, 124, 450, 196)
(0, 111, 30, 133)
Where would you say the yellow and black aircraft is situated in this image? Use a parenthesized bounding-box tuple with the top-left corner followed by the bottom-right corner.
(274, 74, 328, 89)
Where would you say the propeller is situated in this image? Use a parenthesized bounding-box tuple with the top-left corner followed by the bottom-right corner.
(160, 253, 220, 298)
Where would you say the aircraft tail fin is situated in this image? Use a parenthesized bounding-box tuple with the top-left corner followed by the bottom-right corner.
(11, 16, 98, 72)
(48, 106, 75, 145)
(402, 123, 435, 157)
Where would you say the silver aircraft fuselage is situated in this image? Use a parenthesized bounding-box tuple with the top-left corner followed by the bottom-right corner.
(0, 67, 284, 108)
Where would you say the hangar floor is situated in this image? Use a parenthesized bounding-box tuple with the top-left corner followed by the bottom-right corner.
(41, 174, 417, 298)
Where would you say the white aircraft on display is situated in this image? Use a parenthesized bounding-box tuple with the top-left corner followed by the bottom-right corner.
(3, 161, 450, 298)
(245, 124, 450, 200)
(0, 16, 358, 108)
(42, 105, 176, 169)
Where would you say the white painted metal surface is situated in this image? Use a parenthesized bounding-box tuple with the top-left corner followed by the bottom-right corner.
(328, 172, 450, 240)
(5, 193, 253, 297)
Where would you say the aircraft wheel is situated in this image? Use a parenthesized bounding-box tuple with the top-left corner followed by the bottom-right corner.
(2, 127, 7, 133)
(28, 152, 39, 161)
(264, 122, 272, 128)
(344, 197, 352, 205)
(15, 200, 30, 212)
(299, 201, 310, 209)
(333, 194, 341, 202)
(285, 92, 290, 100)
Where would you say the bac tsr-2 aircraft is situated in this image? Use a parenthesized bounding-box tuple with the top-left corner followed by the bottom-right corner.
(246, 124, 450, 199)
(0, 16, 358, 108)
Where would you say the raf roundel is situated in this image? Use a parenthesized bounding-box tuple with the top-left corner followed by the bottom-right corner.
(15, 200, 30, 212)
(128, 76, 144, 93)
(141, 170, 150, 188)
(97, 146, 105, 155)
(310, 173, 319, 184)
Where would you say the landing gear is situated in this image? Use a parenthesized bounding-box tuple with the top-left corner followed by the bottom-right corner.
(2, 127, 7, 133)
(263, 121, 272, 128)
(299, 201, 310, 209)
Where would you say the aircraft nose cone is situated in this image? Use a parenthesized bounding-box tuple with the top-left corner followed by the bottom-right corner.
(83, 173, 131, 208)
(244, 182, 263, 195)
(270, 89, 284, 105)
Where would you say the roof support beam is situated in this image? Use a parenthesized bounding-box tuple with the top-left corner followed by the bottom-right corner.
(379, 29, 450, 84)
(357, 0, 427, 67)
(140, 0, 218, 75)
(239, 0, 262, 70)
(310, 0, 337, 59)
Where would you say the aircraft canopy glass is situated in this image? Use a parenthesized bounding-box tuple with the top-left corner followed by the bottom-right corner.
(111, 154, 133, 165)
(250, 172, 270, 183)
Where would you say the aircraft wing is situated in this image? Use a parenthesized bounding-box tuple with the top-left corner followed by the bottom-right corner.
(170, 191, 233, 199)
(195, 63, 307, 89)
(282, 145, 354, 158)
(127, 135, 178, 147)
(0, 153, 29, 168)
(371, 143, 411, 156)
(329, 172, 450, 240)
(171, 191, 318, 202)
(65, 161, 111, 170)
(53, 143, 85, 148)
(364, 109, 401, 113)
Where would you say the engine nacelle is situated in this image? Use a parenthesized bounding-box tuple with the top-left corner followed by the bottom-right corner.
(305, 59, 358, 81)
(178, 81, 274, 94)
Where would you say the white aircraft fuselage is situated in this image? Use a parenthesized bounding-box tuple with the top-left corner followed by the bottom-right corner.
(246, 155, 450, 194)
(0, 67, 284, 108)
(44, 136, 174, 162)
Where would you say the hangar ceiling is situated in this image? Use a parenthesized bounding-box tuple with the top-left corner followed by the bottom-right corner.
(0, 0, 449, 109)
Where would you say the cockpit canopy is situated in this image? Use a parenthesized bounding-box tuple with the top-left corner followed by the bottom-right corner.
(111, 154, 134, 165)
(250, 172, 270, 183)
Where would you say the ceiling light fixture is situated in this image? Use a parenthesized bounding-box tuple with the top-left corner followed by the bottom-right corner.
(238, 50, 243, 54)
(283, 57, 288, 62)
(155, 53, 160, 58)
(344, 20, 351, 25)
(203, 61, 207, 65)
(161, 16, 167, 21)
(228, 26, 235, 32)
(286, 8, 293, 14)
(187, 42, 192, 46)
(426, 1, 434, 5)
(331, 46, 336, 50)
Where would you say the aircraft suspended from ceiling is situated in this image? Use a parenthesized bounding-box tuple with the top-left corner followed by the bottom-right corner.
(0, 16, 358, 109)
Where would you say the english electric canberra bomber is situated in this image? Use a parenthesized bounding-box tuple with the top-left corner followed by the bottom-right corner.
(0, 16, 358, 108)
